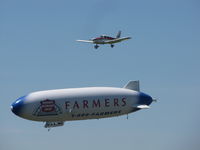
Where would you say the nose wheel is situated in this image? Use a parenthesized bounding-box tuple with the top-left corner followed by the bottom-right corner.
(94, 44, 99, 49)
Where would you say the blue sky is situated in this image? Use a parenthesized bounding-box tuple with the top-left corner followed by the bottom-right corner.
(0, 0, 200, 150)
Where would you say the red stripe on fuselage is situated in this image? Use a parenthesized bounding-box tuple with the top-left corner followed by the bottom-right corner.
(94, 36, 115, 40)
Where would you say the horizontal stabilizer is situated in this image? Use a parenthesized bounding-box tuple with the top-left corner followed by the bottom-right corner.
(136, 105, 150, 109)
(124, 80, 140, 91)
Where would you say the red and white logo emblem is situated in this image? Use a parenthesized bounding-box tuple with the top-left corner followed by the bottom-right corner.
(33, 99, 62, 116)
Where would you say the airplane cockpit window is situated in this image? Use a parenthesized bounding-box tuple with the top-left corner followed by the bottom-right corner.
(101, 35, 107, 38)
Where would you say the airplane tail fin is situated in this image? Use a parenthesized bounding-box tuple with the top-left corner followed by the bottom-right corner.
(124, 80, 140, 91)
(116, 31, 121, 38)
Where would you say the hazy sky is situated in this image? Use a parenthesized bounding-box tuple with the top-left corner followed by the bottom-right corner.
(1, 0, 200, 150)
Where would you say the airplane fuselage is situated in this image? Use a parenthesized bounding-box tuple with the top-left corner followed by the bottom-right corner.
(93, 36, 115, 44)
(93, 37, 131, 44)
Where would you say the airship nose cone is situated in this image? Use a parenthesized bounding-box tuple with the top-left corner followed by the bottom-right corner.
(139, 92, 153, 106)
(11, 96, 26, 116)
(11, 100, 23, 116)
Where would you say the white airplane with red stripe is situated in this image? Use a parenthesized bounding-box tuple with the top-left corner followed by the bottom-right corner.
(76, 31, 131, 49)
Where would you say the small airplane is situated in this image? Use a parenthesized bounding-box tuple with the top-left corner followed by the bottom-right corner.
(11, 81, 155, 130)
(76, 31, 131, 49)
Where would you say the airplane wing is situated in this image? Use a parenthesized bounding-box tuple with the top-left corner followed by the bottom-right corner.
(76, 40, 94, 43)
(104, 37, 131, 44)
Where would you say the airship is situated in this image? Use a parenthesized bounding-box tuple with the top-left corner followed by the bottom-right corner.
(11, 81, 154, 130)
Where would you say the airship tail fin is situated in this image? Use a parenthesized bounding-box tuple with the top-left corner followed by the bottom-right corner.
(136, 104, 150, 109)
(124, 80, 140, 91)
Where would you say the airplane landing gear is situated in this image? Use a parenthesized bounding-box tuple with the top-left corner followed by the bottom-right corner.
(94, 44, 99, 49)
(111, 44, 114, 48)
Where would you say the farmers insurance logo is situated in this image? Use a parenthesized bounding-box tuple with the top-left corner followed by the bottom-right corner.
(33, 99, 62, 116)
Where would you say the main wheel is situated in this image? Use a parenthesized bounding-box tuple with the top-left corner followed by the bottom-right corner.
(111, 44, 114, 48)
(94, 45, 99, 49)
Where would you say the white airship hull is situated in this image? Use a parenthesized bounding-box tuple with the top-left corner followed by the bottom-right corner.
(18, 87, 139, 121)
(11, 81, 153, 128)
